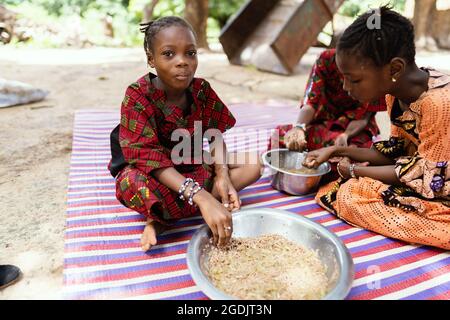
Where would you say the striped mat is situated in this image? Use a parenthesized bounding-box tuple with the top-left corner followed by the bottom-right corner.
(64, 103, 450, 300)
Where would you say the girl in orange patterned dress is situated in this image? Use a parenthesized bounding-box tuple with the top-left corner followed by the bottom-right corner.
(303, 6, 450, 250)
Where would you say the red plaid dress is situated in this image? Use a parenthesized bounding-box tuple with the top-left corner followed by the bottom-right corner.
(268, 48, 386, 151)
(108, 73, 236, 224)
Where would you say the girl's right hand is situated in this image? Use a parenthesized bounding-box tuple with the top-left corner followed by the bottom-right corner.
(285, 127, 307, 151)
(195, 191, 233, 247)
(303, 146, 336, 168)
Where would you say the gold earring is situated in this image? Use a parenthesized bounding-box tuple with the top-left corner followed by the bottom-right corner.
(392, 78, 397, 83)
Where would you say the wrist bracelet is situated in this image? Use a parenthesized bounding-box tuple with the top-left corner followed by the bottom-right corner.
(336, 162, 345, 179)
(186, 181, 199, 203)
(188, 183, 202, 206)
(349, 163, 357, 179)
(178, 178, 194, 200)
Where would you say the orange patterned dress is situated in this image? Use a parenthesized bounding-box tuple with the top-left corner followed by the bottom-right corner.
(316, 69, 450, 250)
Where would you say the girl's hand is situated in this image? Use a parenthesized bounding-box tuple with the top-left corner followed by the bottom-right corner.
(196, 192, 233, 247)
(214, 175, 241, 212)
(303, 146, 336, 168)
(285, 127, 307, 151)
(334, 133, 349, 147)
(337, 157, 370, 179)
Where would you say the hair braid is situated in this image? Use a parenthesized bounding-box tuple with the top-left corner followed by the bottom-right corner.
(139, 16, 196, 55)
(337, 5, 416, 66)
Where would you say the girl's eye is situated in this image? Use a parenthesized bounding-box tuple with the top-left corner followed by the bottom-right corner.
(351, 79, 361, 84)
(162, 51, 174, 57)
(187, 50, 197, 57)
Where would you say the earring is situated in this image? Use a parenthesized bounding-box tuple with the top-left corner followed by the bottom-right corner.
(392, 78, 397, 83)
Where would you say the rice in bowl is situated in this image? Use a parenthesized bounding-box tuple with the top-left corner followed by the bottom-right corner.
(205, 234, 329, 300)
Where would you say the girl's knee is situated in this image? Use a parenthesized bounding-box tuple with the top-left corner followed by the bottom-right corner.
(115, 167, 151, 203)
(243, 161, 263, 183)
(253, 161, 264, 179)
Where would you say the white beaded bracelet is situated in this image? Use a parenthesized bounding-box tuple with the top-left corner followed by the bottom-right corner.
(188, 183, 202, 206)
(178, 178, 194, 200)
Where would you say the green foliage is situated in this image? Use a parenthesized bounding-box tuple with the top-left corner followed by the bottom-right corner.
(2, 0, 250, 48)
(207, 17, 220, 44)
(4, 1, 142, 47)
(209, 0, 246, 28)
(339, 0, 406, 17)
(29, 0, 129, 17)
(2, 0, 26, 5)
(152, 0, 184, 18)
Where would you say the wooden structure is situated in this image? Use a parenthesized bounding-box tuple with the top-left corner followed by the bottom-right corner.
(219, 0, 345, 75)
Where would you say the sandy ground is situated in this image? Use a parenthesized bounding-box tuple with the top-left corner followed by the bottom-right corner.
(0, 45, 449, 299)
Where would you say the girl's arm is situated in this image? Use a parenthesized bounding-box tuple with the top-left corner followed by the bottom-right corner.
(295, 103, 316, 125)
(303, 145, 395, 169)
(152, 167, 233, 246)
(209, 135, 229, 176)
(357, 165, 400, 185)
(335, 113, 372, 147)
(152, 167, 213, 205)
(209, 136, 240, 211)
(339, 161, 401, 185)
(343, 112, 373, 139)
(334, 146, 395, 165)
(284, 104, 315, 151)
(152, 168, 226, 234)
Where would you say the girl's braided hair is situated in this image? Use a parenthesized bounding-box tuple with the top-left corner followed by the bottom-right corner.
(139, 16, 195, 55)
(337, 5, 416, 66)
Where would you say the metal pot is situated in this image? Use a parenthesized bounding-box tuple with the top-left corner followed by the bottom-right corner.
(186, 209, 354, 300)
(262, 148, 331, 195)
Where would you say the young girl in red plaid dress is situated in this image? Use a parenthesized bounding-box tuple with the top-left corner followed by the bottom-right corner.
(108, 16, 262, 251)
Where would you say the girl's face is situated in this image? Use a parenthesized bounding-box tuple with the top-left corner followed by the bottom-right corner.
(148, 25, 198, 92)
(336, 50, 393, 104)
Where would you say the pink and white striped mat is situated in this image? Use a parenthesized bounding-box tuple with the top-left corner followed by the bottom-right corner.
(64, 103, 450, 300)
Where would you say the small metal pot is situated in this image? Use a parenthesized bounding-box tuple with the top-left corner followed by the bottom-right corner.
(262, 148, 331, 195)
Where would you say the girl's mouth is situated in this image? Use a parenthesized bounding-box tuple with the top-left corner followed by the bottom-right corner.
(175, 74, 190, 81)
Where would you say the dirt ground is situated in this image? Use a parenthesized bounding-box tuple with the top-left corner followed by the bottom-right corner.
(0, 45, 449, 299)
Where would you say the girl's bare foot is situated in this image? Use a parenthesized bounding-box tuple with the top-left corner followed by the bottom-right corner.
(141, 219, 166, 252)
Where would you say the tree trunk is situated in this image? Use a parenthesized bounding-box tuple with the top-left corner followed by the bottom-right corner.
(184, 0, 209, 49)
(432, 6, 450, 49)
(103, 14, 114, 38)
(143, 0, 159, 23)
(413, 0, 438, 50)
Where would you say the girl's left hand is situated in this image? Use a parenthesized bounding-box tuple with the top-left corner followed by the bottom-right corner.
(214, 175, 241, 212)
(337, 157, 370, 179)
(335, 133, 349, 147)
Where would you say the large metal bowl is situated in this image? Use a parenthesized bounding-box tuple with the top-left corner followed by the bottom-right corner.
(262, 148, 331, 195)
(187, 209, 354, 300)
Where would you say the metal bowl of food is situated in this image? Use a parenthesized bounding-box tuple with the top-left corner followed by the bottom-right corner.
(187, 208, 354, 300)
(261, 148, 331, 195)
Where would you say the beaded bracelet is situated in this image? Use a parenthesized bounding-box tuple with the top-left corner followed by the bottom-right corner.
(188, 183, 202, 206)
(178, 178, 194, 200)
(349, 163, 357, 179)
(186, 181, 199, 204)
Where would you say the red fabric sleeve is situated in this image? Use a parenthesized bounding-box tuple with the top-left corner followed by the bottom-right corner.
(200, 80, 236, 133)
(119, 86, 173, 176)
(302, 54, 329, 110)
